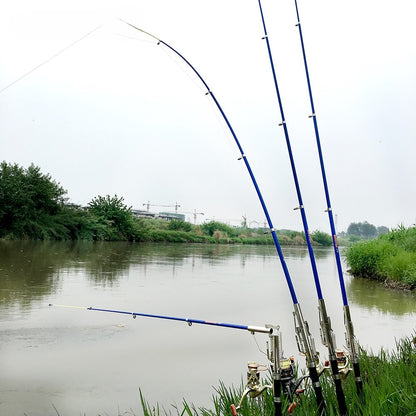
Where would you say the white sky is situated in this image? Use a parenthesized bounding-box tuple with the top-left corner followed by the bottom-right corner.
(1, 0, 415, 231)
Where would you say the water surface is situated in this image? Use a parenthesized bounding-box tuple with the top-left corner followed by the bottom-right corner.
(1, 241, 415, 415)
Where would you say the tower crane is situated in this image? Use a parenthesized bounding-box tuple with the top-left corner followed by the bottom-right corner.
(142, 201, 181, 213)
(180, 210, 205, 224)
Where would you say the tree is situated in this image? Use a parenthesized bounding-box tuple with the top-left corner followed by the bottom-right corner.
(88, 195, 137, 240)
(200, 221, 237, 237)
(377, 226, 389, 236)
(347, 222, 361, 236)
(0, 162, 67, 237)
(311, 230, 332, 246)
(347, 221, 378, 239)
(361, 221, 377, 239)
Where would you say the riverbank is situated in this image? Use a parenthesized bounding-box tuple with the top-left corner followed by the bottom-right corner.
(0, 162, 335, 244)
(139, 335, 416, 416)
(345, 225, 416, 290)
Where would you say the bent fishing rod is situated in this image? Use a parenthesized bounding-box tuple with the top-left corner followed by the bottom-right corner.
(292, 0, 363, 394)
(123, 20, 325, 415)
(256, 1, 347, 414)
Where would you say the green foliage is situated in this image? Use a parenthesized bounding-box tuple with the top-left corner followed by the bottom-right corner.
(168, 219, 193, 232)
(139, 335, 416, 416)
(377, 225, 389, 235)
(0, 162, 344, 245)
(347, 221, 381, 239)
(146, 229, 213, 244)
(310, 230, 332, 246)
(200, 221, 237, 238)
(0, 161, 67, 238)
(87, 195, 139, 241)
(346, 225, 416, 287)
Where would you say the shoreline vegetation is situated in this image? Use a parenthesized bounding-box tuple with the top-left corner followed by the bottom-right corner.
(0, 161, 333, 246)
(46, 335, 414, 415)
(345, 225, 416, 290)
(1, 161, 415, 289)
(138, 335, 416, 416)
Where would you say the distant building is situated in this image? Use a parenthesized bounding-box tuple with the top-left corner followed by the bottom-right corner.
(131, 209, 157, 219)
(131, 209, 185, 221)
(158, 212, 185, 221)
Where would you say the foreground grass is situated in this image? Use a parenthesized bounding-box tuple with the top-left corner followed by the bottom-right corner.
(139, 335, 416, 416)
(345, 225, 416, 289)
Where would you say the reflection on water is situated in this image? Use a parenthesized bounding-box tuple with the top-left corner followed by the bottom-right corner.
(0, 240, 63, 312)
(0, 241, 337, 312)
(1, 239, 414, 318)
(0, 241, 414, 415)
(348, 275, 416, 316)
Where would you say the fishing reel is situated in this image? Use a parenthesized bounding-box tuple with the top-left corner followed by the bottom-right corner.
(280, 356, 308, 403)
(231, 326, 307, 416)
(230, 358, 308, 415)
(335, 348, 351, 379)
(320, 348, 351, 381)
(230, 361, 270, 415)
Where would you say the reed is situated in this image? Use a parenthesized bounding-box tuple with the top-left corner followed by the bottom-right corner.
(139, 335, 416, 415)
(346, 225, 416, 288)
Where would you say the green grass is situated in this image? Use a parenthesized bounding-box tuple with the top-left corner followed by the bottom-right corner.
(345, 225, 416, 289)
(138, 335, 416, 415)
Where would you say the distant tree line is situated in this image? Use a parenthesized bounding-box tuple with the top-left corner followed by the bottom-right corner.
(0, 161, 334, 245)
(346, 221, 389, 240)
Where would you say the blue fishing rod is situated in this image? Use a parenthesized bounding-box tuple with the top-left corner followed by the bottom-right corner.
(122, 20, 325, 415)
(256, 1, 348, 414)
(49, 304, 273, 333)
(292, 0, 363, 394)
(50, 303, 284, 416)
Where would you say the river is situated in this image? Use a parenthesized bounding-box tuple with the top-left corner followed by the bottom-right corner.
(0, 241, 415, 415)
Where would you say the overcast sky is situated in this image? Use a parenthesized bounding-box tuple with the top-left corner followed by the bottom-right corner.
(1, 0, 415, 231)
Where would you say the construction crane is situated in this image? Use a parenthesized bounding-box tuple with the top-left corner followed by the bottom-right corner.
(142, 201, 181, 213)
(180, 210, 205, 225)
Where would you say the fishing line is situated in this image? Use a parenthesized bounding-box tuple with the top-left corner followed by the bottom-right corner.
(252, 332, 268, 357)
(292, 0, 363, 395)
(114, 33, 156, 44)
(256, 1, 347, 414)
(117, 24, 238, 157)
(121, 20, 332, 416)
(0, 25, 103, 95)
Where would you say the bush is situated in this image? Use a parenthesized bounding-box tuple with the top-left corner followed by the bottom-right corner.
(346, 226, 416, 287)
(87, 195, 138, 240)
(167, 220, 193, 232)
(311, 230, 332, 246)
(201, 221, 237, 238)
